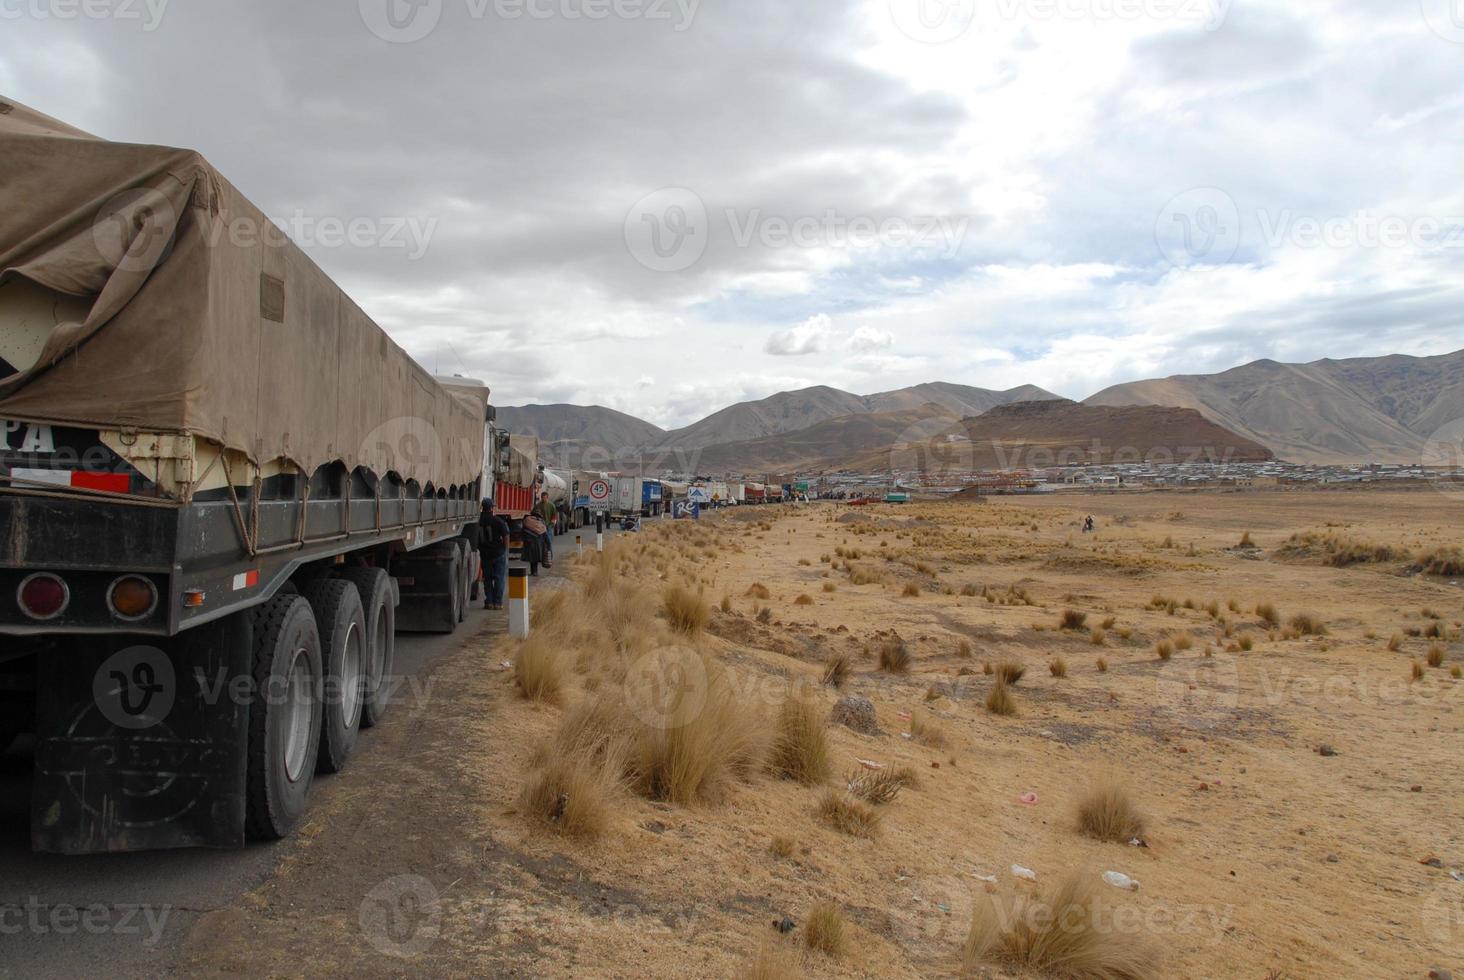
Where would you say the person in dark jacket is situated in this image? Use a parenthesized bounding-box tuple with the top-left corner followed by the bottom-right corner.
(478, 499, 510, 610)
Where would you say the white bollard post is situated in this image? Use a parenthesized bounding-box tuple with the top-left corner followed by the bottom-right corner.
(596, 531, 604, 552)
(508, 567, 529, 638)
(576, 534, 583, 556)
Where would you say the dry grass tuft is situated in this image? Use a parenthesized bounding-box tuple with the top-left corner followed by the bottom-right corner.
(1172, 632, 1194, 651)
(769, 692, 832, 785)
(1412, 660, 1425, 682)
(624, 652, 767, 804)
(1096, 657, 1109, 673)
(1089, 628, 1106, 646)
(1452, 664, 1462, 679)
(745, 582, 772, 600)
(986, 677, 1017, 716)
(794, 594, 815, 606)
(662, 584, 710, 635)
(514, 635, 565, 704)
(1076, 780, 1146, 842)
(518, 747, 619, 839)
(1289, 612, 1327, 636)
(803, 901, 847, 958)
(995, 660, 1026, 685)
(1256, 602, 1280, 627)
(1060, 609, 1089, 631)
(822, 582, 837, 593)
(720, 594, 733, 613)
(1427, 643, 1446, 668)
(909, 710, 948, 747)
(816, 790, 881, 837)
(1416, 546, 1464, 577)
(769, 835, 796, 859)
(1155, 640, 1174, 661)
(902, 582, 922, 598)
(963, 874, 1160, 979)
(845, 766, 914, 805)
(878, 640, 912, 674)
(821, 653, 851, 689)
(960, 583, 979, 597)
(742, 941, 803, 980)
(1049, 657, 1068, 678)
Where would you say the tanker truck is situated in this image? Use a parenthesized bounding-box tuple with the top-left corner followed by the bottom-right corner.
(0, 100, 489, 854)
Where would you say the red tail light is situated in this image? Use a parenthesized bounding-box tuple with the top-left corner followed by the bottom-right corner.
(18, 573, 69, 620)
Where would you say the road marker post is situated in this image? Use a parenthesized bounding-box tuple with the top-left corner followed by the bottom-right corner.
(576, 534, 583, 556)
(508, 567, 529, 638)
(596, 530, 604, 552)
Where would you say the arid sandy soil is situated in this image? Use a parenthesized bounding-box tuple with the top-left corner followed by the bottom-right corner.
(181, 490, 1463, 979)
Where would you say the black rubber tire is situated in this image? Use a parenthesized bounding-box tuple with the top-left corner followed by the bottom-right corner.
(445, 547, 463, 632)
(335, 566, 395, 729)
(246, 594, 323, 841)
(301, 579, 366, 774)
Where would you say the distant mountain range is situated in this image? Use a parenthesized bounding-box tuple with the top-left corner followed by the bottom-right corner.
(1085, 349, 1464, 464)
(499, 349, 1464, 471)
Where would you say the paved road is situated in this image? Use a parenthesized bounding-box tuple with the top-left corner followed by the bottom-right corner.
(0, 522, 625, 980)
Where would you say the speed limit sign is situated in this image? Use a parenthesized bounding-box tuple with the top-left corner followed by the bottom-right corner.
(589, 480, 612, 509)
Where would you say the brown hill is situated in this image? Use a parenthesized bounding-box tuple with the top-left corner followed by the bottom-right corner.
(1086, 350, 1464, 463)
(496, 404, 666, 461)
(676, 404, 961, 474)
(654, 382, 1059, 450)
(839, 400, 1273, 474)
(675, 399, 1271, 475)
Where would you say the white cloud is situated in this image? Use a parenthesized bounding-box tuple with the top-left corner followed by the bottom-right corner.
(848, 325, 894, 352)
(765, 314, 835, 356)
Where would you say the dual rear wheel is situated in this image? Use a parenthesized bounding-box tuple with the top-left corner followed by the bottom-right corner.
(244, 567, 396, 840)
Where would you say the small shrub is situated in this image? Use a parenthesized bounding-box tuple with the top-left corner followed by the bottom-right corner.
(743, 941, 802, 980)
(1238, 532, 1255, 548)
(1096, 657, 1109, 673)
(745, 583, 772, 600)
(960, 583, 979, 597)
(1156, 640, 1174, 661)
(518, 748, 619, 839)
(1256, 602, 1280, 627)
(1289, 612, 1327, 636)
(995, 660, 1026, 685)
(794, 594, 815, 606)
(804, 901, 846, 958)
(757, 607, 773, 624)
(1049, 657, 1068, 678)
(1076, 780, 1146, 842)
(822, 582, 837, 593)
(822, 653, 851, 689)
(1452, 665, 1462, 679)
(846, 766, 914, 805)
(879, 640, 911, 674)
(956, 639, 974, 659)
(1172, 632, 1194, 651)
(1427, 643, 1446, 668)
(983, 661, 994, 676)
(770, 692, 832, 785)
(909, 710, 948, 747)
(769, 835, 796, 859)
(1387, 633, 1403, 652)
(963, 874, 1159, 978)
(1416, 546, 1464, 577)
(1060, 609, 1088, 631)
(902, 582, 922, 598)
(720, 595, 733, 613)
(663, 585, 710, 635)
(798, 558, 812, 567)
(1412, 660, 1425, 681)
(816, 790, 880, 837)
(1238, 635, 1255, 652)
(986, 678, 1017, 716)
(1101, 616, 1117, 630)
(1423, 619, 1447, 639)
(514, 635, 564, 704)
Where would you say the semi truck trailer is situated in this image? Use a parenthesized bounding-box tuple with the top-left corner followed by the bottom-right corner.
(0, 100, 489, 854)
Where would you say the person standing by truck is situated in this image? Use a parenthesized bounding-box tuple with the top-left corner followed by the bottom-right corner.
(479, 500, 511, 610)
(535, 492, 557, 566)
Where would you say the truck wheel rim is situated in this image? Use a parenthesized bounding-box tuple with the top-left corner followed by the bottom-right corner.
(283, 648, 314, 783)
(341, 622, 363, 730)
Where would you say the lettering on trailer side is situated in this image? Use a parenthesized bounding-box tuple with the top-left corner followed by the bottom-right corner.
(2, 420, 57, 453)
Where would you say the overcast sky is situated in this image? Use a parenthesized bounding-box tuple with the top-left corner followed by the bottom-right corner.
(4, 0, 1462, 428)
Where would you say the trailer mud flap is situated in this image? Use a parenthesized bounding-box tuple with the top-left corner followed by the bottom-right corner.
(31, 616, 251, 854)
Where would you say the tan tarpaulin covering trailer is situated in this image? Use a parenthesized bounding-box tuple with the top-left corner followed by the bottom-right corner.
(0, 96, 483, 493)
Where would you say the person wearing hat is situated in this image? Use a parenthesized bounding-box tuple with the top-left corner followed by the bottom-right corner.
(478, 499, 510, 610)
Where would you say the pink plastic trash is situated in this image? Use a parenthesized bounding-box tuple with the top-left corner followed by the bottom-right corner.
(1018, 792, 1039, 805)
